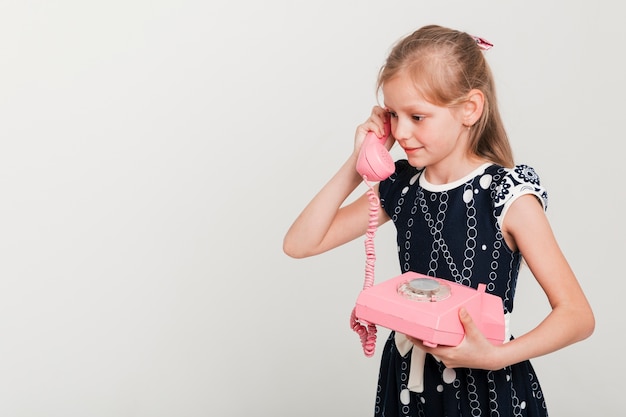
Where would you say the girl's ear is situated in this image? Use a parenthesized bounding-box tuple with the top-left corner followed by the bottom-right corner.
(463, 89, 485, 126)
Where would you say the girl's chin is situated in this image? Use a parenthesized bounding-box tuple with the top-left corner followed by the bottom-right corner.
(405, 155, 427, 168)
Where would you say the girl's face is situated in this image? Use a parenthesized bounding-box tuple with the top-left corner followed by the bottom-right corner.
(383, 73, 470, 173)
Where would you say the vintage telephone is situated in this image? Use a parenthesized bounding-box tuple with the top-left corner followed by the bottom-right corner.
(355, 123, 395, 182)
(350, 124, 505, 357)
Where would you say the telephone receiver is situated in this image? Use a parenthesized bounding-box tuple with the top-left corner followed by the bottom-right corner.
(356, 122, 395, 181)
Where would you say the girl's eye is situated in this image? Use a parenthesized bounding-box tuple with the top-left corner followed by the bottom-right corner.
(412, 115, 425, 121)
(387, 111, 398, 118)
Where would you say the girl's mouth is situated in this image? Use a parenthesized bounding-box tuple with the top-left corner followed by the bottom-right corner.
(403, 146, 422, 154)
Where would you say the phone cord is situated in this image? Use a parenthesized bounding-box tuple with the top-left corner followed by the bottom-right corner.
(350, 176, 378, 357)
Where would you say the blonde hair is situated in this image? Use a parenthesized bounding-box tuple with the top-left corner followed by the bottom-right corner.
(377, 25, 514, 167)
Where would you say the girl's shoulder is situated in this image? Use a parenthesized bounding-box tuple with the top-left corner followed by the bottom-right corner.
(490, 164, 549, 225)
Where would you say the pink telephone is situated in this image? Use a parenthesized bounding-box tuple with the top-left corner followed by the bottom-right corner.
(355, 123, 394, 181)
(355, 272, 505, 348)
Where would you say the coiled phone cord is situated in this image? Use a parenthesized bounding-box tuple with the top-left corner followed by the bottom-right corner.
(350, 176, 379, 357)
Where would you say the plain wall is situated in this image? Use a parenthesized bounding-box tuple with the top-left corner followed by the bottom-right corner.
(0, 0, 623, 415)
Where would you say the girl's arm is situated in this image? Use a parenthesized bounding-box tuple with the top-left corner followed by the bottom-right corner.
(419, 194, 595, 370)
(283, 108, 392, 259)
(491, 194, 595, 366)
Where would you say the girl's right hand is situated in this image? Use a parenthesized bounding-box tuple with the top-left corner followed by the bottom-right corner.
(353, 106, 394, 155)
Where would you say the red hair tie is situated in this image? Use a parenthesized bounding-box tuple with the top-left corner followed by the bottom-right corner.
(472, 35, 493, 51)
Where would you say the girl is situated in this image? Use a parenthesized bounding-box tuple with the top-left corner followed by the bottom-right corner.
(283, 25, 594, 416)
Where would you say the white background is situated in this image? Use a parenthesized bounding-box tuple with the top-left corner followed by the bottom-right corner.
(0, 0, 623, 415)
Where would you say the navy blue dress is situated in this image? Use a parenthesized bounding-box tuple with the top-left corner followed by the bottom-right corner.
(375, 161, 550, 417)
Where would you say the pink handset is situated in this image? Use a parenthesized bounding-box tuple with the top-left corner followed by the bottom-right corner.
(356, 122, 394, 181)
(351, 121, 394, 357)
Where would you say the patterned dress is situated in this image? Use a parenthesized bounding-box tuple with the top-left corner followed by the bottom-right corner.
(375, 161, 549, 417)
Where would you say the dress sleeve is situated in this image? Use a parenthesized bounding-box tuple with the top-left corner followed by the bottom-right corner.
(493, 164, 549, 229)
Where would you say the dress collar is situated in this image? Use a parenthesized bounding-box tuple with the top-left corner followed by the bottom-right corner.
(418, 163, 493, 192)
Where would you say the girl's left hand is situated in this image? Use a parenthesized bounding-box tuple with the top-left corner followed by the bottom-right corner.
(406, 308, 501, 370)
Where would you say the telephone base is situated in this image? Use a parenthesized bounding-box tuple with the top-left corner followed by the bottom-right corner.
(354, 272, 506, 347)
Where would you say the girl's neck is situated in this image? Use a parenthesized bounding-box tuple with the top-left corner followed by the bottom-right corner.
(422, 155, 490, 185)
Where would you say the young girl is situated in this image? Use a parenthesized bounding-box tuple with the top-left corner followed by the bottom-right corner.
(283, 25, 594, 416)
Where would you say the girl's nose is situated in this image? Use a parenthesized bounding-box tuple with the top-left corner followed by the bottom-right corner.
(393, 117, 412, 142)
